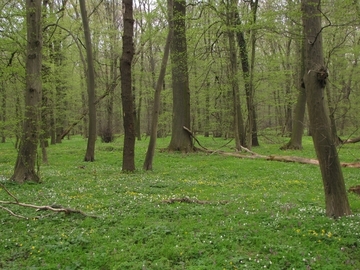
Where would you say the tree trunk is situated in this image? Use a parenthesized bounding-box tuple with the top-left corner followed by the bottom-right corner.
(282, 39, 293, 136)
(302, 0, 351, 218)
(248, 0, 259, 147)
(281, 41, 306, 150)
(325, 84, 342, 146)
(79, 0, 97, 162)
(235, 0, 259, 148)
(168, 0, 193, 152)
(1, 82, 5, 143)
(143, 0, 173, 171)
(101, 0, 119, 143)
(11, 0, 42, 183)
(120, 0, 136, 171)
(228, 28, 245, 150)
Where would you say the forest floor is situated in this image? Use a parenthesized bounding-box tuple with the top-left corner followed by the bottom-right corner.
(0, 135, 360, 269)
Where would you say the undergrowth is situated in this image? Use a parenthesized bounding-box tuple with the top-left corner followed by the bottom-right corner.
(0, 135, 359, 269)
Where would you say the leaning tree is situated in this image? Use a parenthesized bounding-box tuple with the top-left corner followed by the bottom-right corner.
(302, 0, 351, 218)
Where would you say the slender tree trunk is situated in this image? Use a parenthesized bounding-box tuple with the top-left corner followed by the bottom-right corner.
(228, 29, 245, 150)
(80, 0, 97, 162)
(121, 0, 135, 171)
(144, 0, 173, 170)
(282, 39, 293, 136)
(1, 82, 5, 143)
(53, 34, 67, 144)
(248, 0, 259, 147)
(281, 40, 306, 150)
(235, 0, 258, 148)
(14, 96, 21, 149)
(101, 0, 119, 143)
(11, 0, 42, 183)
(168, 0, 193, 152)
(302, 0, 351, 218)
(49, 105, 56, 144)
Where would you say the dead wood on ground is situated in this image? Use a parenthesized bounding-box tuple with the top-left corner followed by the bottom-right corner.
(348, 185, 360, 195)
(0, 183, 97, 219)
(162, 196, 228, 205)
(200, 148, 360, 168)
(343, 136, 360, 144)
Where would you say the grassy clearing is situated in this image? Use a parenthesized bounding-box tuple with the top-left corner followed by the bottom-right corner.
(0, 135, 360, 269)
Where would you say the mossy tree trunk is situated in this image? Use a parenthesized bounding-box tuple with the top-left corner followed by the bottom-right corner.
(302, 0, 351, 218)
(11, 0, 42, 183)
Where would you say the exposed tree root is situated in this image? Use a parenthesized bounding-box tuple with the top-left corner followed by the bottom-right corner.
(162, 196, 228, 205)
(0, 183, 97, 219)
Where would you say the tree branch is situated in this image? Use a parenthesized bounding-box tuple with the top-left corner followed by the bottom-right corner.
(0, 183, 97, 219)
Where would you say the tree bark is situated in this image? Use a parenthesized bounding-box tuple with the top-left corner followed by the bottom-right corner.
(120, 0, 136, 171)
(101, 0, 119, 143)
(281, 40, 306, 150)
(302, 0, 351, 218)
(234, 2, 256, 148)
(143, 0, 173, 171)
(1, 82, 5, 143)
(11, 0, 42, 183)
(79, 0, 97, 162)
(228, 28, 245, 150)
(168, 0, 194, 152)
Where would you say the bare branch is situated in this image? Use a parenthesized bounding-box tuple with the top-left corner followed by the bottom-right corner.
(0, 183, 19, 203)
(0, 205, 27, 219)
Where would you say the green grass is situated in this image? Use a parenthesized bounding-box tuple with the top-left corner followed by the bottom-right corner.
(0, 135, 360, 269)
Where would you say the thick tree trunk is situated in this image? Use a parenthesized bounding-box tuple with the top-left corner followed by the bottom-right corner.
(79, 0, 97, 162)
(11, 0, 42, 183)
(302, 0, 351, 218)
(168, 0, 193, 152)
(120, 0, 136, 171)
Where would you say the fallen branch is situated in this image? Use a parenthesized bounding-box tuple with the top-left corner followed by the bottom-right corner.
(0, 205, 27, 219)
(162, 196, 228, 205)
(183, 126, 208, 150)
(0, 183, 97, 219)
(343, 136, 360, 144)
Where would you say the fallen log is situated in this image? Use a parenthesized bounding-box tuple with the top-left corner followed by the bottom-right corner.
(202, 149, 360, 168)
(162, 196, 228, 205)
